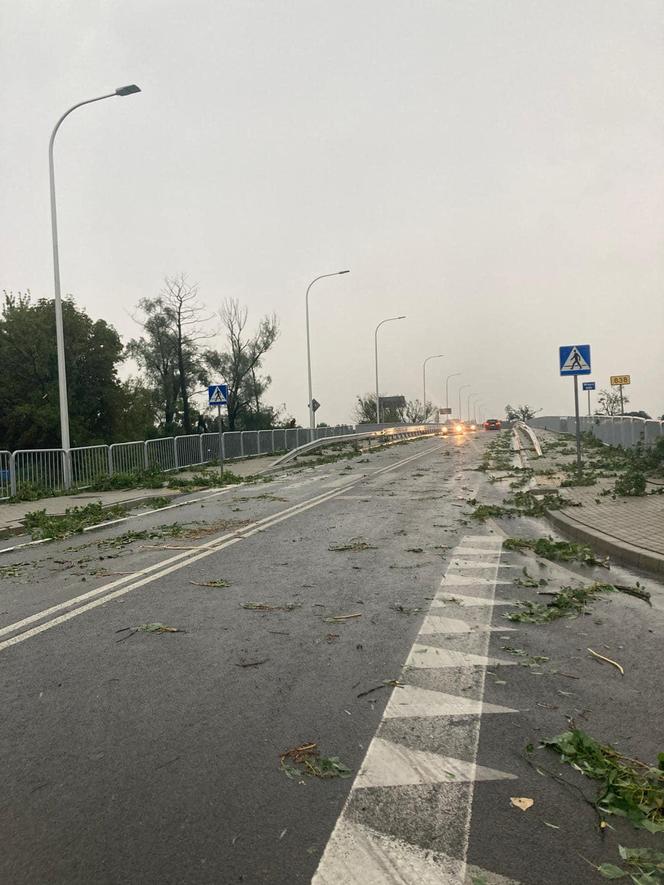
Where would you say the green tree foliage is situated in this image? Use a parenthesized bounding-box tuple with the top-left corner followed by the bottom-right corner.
(0, 291, 128, 449)
(127, 275, 208, 434)
(354, 393, 406, 424)
(405, 398, 433, 423)
(205, 299, 279, 431)
(505, 403, 541, 421)
(596, 387, 629, 416)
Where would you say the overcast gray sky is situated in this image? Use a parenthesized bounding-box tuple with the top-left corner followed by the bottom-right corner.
(2, 0, 662, 425)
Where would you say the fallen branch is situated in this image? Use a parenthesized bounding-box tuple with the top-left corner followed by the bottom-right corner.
(587, 647, 624, 676)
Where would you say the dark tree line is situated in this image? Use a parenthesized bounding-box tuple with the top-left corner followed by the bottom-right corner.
(0, 277, 281, 450)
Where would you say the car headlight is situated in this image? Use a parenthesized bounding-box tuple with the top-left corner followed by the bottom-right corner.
(455, 424, 463, 433)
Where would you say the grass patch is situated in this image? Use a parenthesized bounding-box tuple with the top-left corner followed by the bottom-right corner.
(503, 536, 607, 567)
(506, 582, 614, 623)
(543, 729, 664, 833)
(23, 502, 128, 540)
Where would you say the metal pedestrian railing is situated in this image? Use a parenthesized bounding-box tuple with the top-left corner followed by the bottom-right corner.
(70, 445, 110, 488)
(0, 451, 11, 500)
(0, 425, 355, 500)
(528, 415, 664, 450)
(10, 449, 68, 498)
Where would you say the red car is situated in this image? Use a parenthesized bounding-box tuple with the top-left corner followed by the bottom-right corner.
(483, 419, 502, 431)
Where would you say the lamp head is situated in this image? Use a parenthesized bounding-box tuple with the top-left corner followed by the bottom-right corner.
(116, 84, 141, 96)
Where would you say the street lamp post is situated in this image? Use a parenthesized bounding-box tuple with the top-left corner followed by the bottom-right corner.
(445, 372, 461, 419)
(305, 270, 350, 439)
(422, 354, 444, 423)
(458, 384, 470, 422)
(468, 393, 480, 424)
(375, 316, 406, 425)
(49, 84, 141, 484)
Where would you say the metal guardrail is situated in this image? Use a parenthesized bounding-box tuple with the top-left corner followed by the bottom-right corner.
(528, 415, 664, 450)
(262, 424, 438, 473)
(0, 425, 355, 500)
(514, 422, 543, 457)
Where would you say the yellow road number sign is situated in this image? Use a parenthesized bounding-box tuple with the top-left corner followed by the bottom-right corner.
(610, 374, 631, 386)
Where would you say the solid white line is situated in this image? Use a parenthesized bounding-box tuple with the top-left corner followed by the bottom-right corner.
(0, 480, 357, 641)
(0, 443, 442, 652)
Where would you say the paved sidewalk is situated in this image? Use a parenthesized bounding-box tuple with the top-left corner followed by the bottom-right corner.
(526, 429, 664, 575)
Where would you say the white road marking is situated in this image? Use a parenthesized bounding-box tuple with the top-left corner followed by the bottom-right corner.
(355, 738, 517, 789)
(383, 684, 516, 718)
(418, 615, 515, 634)
(313, 535, 520, 884)
(431, 594, 513, 608)
(0, 444, 443, 653)
(405, 643, 517, 670)
(440, 574, 512, 587)
(313, 818, 466, 884)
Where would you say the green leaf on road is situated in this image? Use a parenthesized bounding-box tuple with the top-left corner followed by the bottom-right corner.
(279, 742, 352, 780)
(597, 864, 626, 879)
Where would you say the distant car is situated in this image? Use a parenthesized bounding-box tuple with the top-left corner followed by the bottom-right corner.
(483, 419, 502, 431)
(441, 421, 469, 435)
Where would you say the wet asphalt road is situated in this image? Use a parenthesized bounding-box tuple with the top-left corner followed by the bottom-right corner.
(1, 432, 663, 885)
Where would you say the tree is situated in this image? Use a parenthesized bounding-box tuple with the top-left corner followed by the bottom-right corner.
(405, 398, 433, 423)
(160, 275, 212, 433)
(505, 404, 541, 421)
(0, 291, 126, 449)
(354, 393, 406, 424)
(128, 275, 208, 434)
(205, 299, 279, 431)
(595, 388, 629, 416)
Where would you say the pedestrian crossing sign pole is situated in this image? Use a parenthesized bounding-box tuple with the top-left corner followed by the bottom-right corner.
(208, 384, 228, 477)
(559, 345, 591, 473)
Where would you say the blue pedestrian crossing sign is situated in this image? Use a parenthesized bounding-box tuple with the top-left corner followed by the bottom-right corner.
(559, 345, 591, 376)
(208, 384, 228, 406)
(582, 381, 596, 391)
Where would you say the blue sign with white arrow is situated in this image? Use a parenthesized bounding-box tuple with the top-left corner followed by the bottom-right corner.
(559, 345, 591, 376)
(582, 381, 596, 391)
(208, 384, 228, 406)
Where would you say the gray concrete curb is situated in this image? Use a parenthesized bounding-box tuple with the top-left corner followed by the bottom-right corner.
(544, 507, 664, 577)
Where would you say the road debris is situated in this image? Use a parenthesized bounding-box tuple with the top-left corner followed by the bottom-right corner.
(115, 622, 182, 641)
(279, 742, 352, 780)
(323, 613, 363, 623)
(504, 536, 608, 567)
(595, 845, 664, 881)
(357, 679, 404, 698)
(189, 579, 230, 588)
(242, 602, 302, 612)
(506, 582, 615, 624)
(510, 797, 534, 811)
(328, 538, 377, 552)
(235, 659, 268, 668)
(587, 648, 625, 676)
(544, 729, 664, 833)
(390, 603, 422, 615)
(613, 582, 651, 606)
